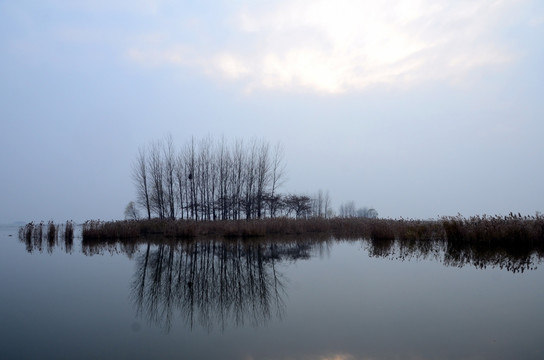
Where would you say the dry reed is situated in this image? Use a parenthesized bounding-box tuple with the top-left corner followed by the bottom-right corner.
(79, 214, 544, 247)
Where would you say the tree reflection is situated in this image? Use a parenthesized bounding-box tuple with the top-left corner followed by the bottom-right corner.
(128, 239, 322, 332)
(18, 226, 544, 334)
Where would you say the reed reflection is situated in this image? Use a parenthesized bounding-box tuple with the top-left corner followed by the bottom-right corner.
(443, 240, 541, 273)
(128, 239, 324, 332)
(20, 227, 543, 275)
(364, 238, 543, 273)
(18, 221, 74, 254)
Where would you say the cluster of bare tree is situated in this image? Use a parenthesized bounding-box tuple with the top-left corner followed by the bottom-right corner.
(279, 190, 334, 219)
(131, 135, 377, 221)
(132, 135, 287, 221)
(338, 201, 378, 218)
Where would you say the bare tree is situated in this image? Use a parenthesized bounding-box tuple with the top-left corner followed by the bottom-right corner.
(148, 140, 166, 218)
(264, 193, 282, 219)
(323, 190, 331, 219)
(268, 142, 285, 218)
(174, 151, 186, 219)
(132, 146, 151, 219)
(132, 136, 291, 221)
(217, 136, 231, 220)
(230, 139, 245, 220)
(338, 202, 377, 218)
(357, 207, 379, 218)
(339, 201, 356, 218)
(183, 138, 198, 220)
(284, 194, 312, 219)
(255, 140, 270, 219)
(311, 189, 324, 218)
(163, 134, 176, 219)
(197, 137, 213, 220)
(124, 201, 140, 220)
(243, 139, 258, 219)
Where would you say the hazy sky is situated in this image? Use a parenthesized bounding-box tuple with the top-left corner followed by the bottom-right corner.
(1, 0, 543, 223)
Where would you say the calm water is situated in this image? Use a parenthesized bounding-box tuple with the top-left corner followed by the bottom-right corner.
(1, 224, 544, 359)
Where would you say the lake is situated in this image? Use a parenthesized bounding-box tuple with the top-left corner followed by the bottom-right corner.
(1, 224, 543, 359)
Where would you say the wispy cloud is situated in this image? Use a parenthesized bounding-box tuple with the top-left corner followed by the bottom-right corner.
(126, 0, 523, 93)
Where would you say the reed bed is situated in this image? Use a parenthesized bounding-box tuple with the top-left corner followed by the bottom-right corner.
(442, 213, 543, 245)
(47, 221, 58, 243)
(80, 214, 544, 248)
(64, 221, 74, 241)
(18, 221, 76, 253)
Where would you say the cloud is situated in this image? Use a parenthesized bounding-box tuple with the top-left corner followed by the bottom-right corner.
(128, 0, 523, 93)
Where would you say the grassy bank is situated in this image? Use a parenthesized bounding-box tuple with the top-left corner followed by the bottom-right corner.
(80, 214, 544, 245)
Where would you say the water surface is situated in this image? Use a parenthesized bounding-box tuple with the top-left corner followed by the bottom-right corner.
(1, 225, 543, 359)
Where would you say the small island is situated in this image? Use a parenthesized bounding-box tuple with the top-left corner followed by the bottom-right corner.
(19, 135, 544, 248)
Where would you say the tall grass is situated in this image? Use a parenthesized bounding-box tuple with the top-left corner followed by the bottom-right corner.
(47, 221, 57, 243)
(442, 213, 543, 244)
(64, 221, 74, 241)
(64, 221, 74, 253)
(79, 214, 544, 247)
(17, 217, 543, 273)
(18, 221, 76, 253)
(46, 221, 57, 253)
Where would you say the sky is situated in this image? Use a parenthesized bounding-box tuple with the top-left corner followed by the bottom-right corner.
(1, 0, 543, 223)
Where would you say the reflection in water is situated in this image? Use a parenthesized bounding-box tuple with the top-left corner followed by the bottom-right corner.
(18, 222, 74, 254)
(79, 237, 329, 332)
(364, 238, 543, 273)
(129, 240, 327, 332)
(82, 241, 140, 259)
(443, 240, 541, 273)
(18, 232, 544, 333)
(22, 232, 543, 275)
(7, 222, 544, 360)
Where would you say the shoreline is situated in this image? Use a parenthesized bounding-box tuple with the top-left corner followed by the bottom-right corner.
(75, 215, 544, 244)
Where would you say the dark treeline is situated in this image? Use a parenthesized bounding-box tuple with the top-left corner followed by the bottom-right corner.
(132, 135, 293, 221)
